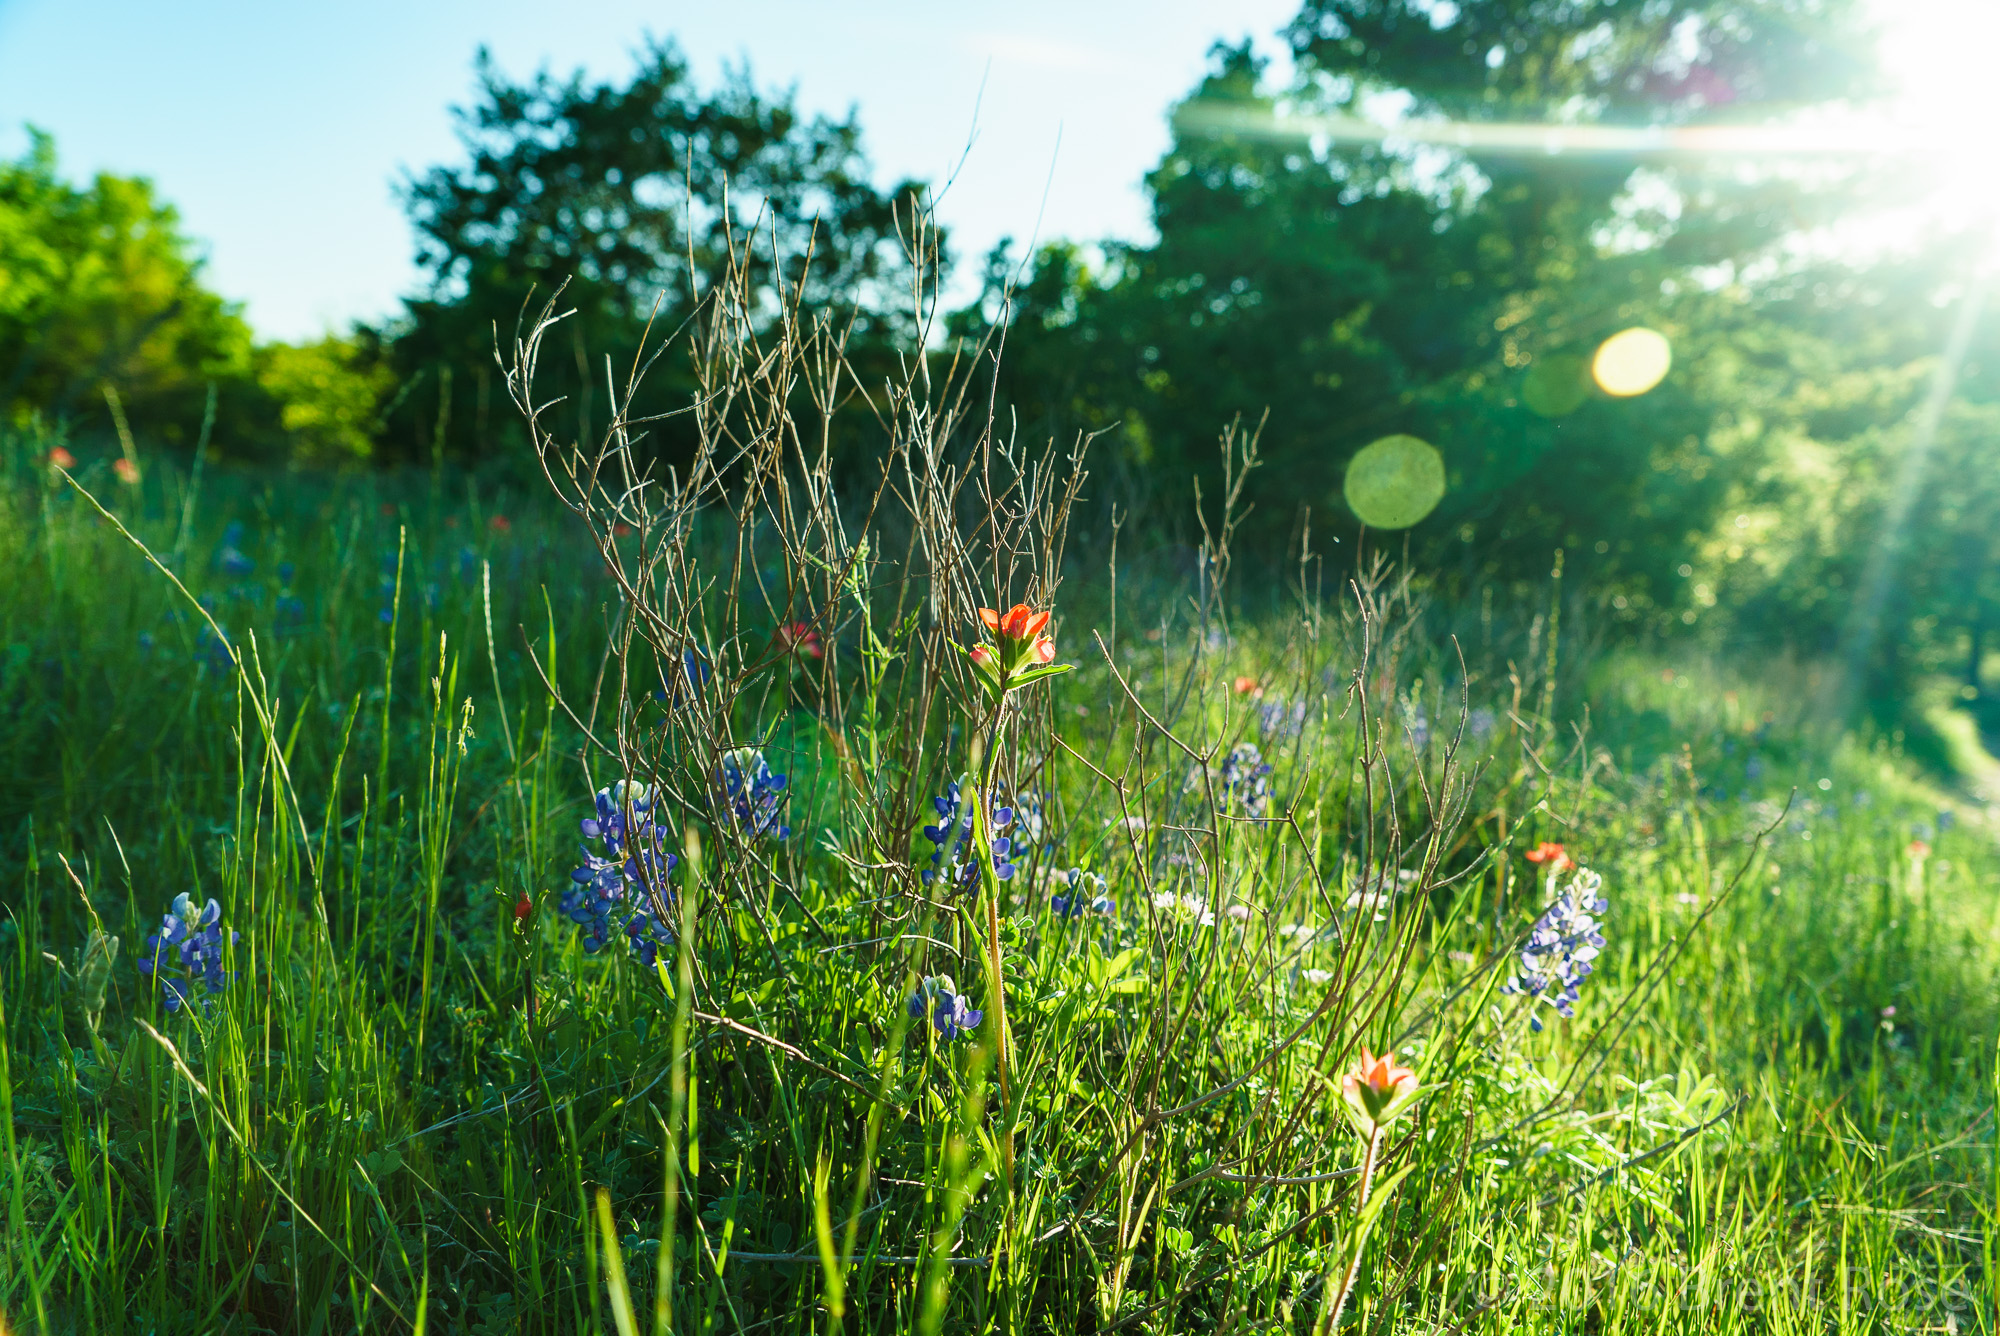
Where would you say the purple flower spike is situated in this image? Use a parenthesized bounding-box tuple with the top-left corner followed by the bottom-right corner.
(1502, 869, 1608, 1031)
(908, 975, 983, 1040)
(561, 781, 678, 957)
(137, 892, 235, 1012)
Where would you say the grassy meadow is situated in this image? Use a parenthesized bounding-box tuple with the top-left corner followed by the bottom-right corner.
(2, 377, 1998, 1336)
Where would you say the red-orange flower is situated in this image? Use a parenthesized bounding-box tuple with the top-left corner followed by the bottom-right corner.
(48, 446, 76, 470)
(113, 457, 139, 484)
(1029, 636, 1056, 665)
(1907, 839, 1931, 860)
(513, 891, 533, 924)
(980, 604, 1052, 642)
(970, 644, 999, 673)
(1342, 1047, 1419, 1131)
(1233, 675, 1261, 696)
(489, 514, 512, 533)
(1526, 842, 1574, 872)
(778, 621, 824, 659)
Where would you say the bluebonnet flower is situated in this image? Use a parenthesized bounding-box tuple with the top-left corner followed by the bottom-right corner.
(218, 545, 253, 579)
(194, 618, 235, 674)
(920, 782, 1014, 890)
(277, 561, 296, 585)
(275, 595, 307, 634)
(1468, 708, 1497, 742)
(1258, 698, 1308, 742)
(1938, 808, 1957, 833)
(562, 782, 678, 954)
(908, 975, 983, 1040)
(1502, 869, 1608, 1031)
(655, 648, 713, 709)
(1051, 868, 1114, 919)
(1403, 702, 1432, 752)
(1011, 788, 1049, 851)
(1189, 743, 1273, 819)
(137, 893, 236, 1012)
(137, 631, 155, 655)
(719, 748, 790, 840)
(625, 902, 677, 967)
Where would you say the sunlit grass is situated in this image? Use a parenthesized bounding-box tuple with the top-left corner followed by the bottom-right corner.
(0, 429, 1994, 1333)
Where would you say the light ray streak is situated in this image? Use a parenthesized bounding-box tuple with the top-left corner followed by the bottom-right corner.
(1174, 102, 1895, 159)
(1832, 282, 1987, 715)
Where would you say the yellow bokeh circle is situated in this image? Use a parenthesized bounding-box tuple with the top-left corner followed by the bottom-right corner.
(1592, 328, 1672, 397)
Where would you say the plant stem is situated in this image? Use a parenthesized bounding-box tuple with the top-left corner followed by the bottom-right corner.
(1320, 1127, 1382, 1335)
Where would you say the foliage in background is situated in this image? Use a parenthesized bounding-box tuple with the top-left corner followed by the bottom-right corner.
(0, 130, 256, 443)
(381, 38, 935, 466)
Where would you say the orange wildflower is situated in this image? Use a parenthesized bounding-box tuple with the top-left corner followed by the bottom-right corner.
(1526, 841, 1574, 872)
(1341, 1047, 1419, 1131)
(113, 457, 139, 484)
(1233, 676, 1261, 696)
(48, 446, 77, 470)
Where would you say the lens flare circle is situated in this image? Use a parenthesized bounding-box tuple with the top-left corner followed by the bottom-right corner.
(1592, 328, 1672, 397)
(1344, 434, 1445, 530)
(1522, 353, 1591, 417)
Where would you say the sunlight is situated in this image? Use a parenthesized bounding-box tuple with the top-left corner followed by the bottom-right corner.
(1592, 329, 1672, 398)
(1870, 0, 2000, 235)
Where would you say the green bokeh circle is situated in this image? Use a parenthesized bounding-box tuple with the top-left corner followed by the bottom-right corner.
(1522, 353, 1591, 417)
(1344, 434, 1445, 530)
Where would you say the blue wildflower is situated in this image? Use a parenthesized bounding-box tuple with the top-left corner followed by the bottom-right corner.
(1502, 869, 1608, 1031)
(277, 561, 296, 585)
(920, 782, 1014, 890)
(1189, 743, 1273, 819)
(136, 893, 236, 1012)
(653, 647, 713, 709)
(1051, 868, 1114, 919)
(562, 782, 678, 954)
(1258, 698, 1308, 742)
(275, 595, 307, 634)
(908, 975, 983, 1040)
(625, 902, 677, 967)
(1404, 702, 1432, 752)
(718, 748, 790, 840)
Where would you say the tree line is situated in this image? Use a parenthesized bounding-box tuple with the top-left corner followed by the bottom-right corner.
(6, 0, 1999, 711)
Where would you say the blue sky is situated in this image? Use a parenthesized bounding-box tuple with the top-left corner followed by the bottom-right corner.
(0, 0, 1299, 341)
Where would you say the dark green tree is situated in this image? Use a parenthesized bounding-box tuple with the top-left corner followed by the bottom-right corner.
(956, 0, 1877, 607)
(389, 39, 934, 466)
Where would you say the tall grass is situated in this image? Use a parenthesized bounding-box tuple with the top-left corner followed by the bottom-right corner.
(0, 224, 1995, 1334)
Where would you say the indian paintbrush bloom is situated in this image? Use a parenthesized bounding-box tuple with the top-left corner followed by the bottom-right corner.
(920, 781, 1014, 890)
(1525, 841, 1574, 872)
(777, 621, 824, 659)
(965, 603, 1070, 698)
(137, 893, 236, 1012)
(1502, 867, 1608, 1030)
(113, 457, 140, 485)
(719, 748, 790, 840)
(1340, 1047, 1420, 1136)
(48, 446, 76, 470)
(908, 974, 983, 1040)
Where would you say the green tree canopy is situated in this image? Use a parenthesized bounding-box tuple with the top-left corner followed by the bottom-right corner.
(388, 39, 935, 465)
(955, 0, 1879, 608)
(0, 129, 256, 445)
